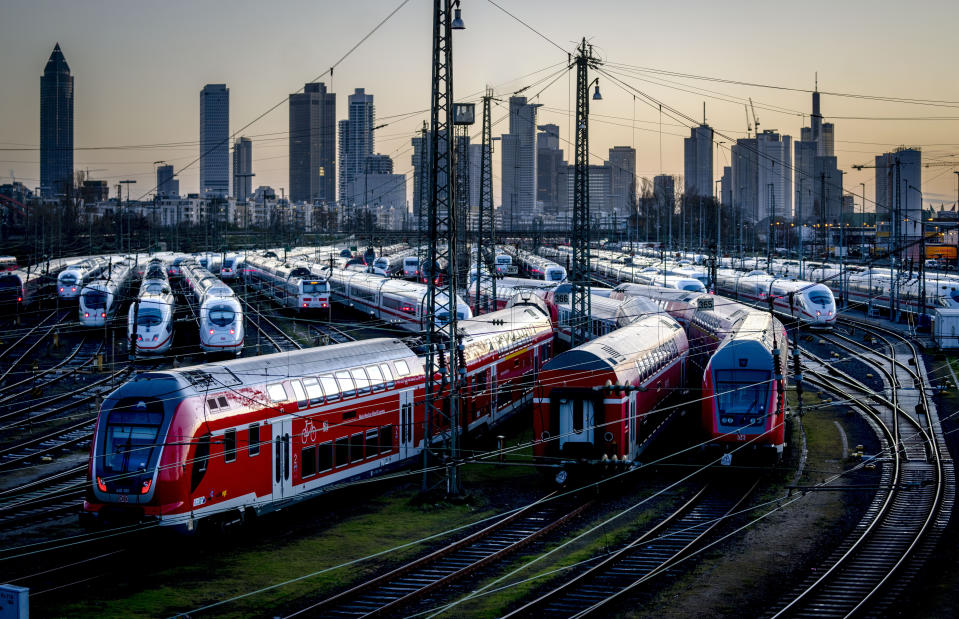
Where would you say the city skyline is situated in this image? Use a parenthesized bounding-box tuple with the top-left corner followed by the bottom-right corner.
(2, 0, 958, 212)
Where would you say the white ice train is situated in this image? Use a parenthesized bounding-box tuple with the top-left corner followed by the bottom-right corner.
(219, 253, 239, 281)
(79, 259, 137, 327)
(129, 260, 175, 355)
(713, 269, 836, 329)
(181, 260, 244, 355)
(510, 247, 567, 282)
(844, 270, 959, 315)
(242, 254, 330, 311)
(58, 257, 109, 300)
(327, 267, 472, 332)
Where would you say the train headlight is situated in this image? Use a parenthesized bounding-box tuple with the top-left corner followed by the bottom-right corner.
(96, 476, 107, 492)
(137, 335, 142, 341)
(84, 312, 89, 318)
(101, 313, 106, 318)
(816, 311, 821, 317)
(209, 329, 215, 335)
(229, 328, 235, 335)
(59, 287, 64, 292)
(152, 335, 158, 341)
(140, 479, 152, 494)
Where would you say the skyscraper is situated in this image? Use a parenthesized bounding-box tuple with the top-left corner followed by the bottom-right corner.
(536, 124, 565, 215)
(289, 82, 336, 203)
(232, 137, 253, 202)
(156, 164, 178, 198)
(876, 148, 922, 244)
(731, 138, 758, 222)
(683, 124, 713, 197)
(200, 84, 229, 197)
(339, 88, 375, 205)
(40, 43, 74, 197)
(501, 96, 539, 225)
(756, 130, 793, 221)
(796, 85, 840, 224)
(607, 146, 637, 216)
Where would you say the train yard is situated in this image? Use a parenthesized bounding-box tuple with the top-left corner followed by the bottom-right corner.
(0, 245, 956, 617)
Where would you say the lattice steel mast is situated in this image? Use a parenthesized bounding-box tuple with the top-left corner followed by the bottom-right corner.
(422, 0, 464, 496)
(475, 89, 497, 314)
(570, 38, 601, 347)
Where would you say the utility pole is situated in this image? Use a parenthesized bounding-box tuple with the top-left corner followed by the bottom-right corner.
(422, 0, 464, 497)
(475, 89, 497, 315)
(452, 103, 474, 290)
(570, 38, 601, 347)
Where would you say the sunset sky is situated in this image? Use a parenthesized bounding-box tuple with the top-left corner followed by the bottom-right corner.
(2, 0, 958, 212)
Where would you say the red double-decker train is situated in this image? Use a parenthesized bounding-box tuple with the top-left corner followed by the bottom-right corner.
(83, 299, 554, 531)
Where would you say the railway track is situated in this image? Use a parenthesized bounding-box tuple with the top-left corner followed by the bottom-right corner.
(0, 465, 87, 528)
(773, 320, 952, 617)
(309, 323, 355, 345)
(241, 298, 302, 353)
(504, 479, 758, 618)
(0, 308, 72, 387)
(288, 494, 590, 618)
(0, 338, 102, 407)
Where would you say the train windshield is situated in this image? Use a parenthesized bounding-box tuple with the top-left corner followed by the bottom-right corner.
(223, 258, 235, 268)
(60, 273, 77, 285)
(143, 282, 166, 295)
(103, 408, 163, 476)
(82, 289, 108, 309)
(208, 305, 235, 327)
(547, 270, 565, 281)
(303, 281, 327, 294)
(714, 369, 770, 423)
(136, 308, 163, 327)
(808, 292, 831, 306)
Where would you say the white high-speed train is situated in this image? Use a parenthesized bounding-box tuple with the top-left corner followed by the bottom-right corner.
(713, 269, 836, 329)
(79, 259, 137, 327)
(181, 260, 244, 355)
(242, 254, 330, 311)
(59, 257, 109, 300)
(129, 260, 175, 355)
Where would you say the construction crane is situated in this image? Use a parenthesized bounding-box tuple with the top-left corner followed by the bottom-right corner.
(744, 104, 752, 138)
(749, 98, 760, 136)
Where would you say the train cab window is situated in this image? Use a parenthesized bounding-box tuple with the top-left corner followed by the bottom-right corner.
(267, 383, 288, 403)
(394, 360, 411, 377)
(318, 441, 333, 473)
(379, 363, 395, 387)
(320, 375, 340, 401)
(249, 424, 260, 456)
(224, 429, 236, 463)
(301, 446, 317, 478)
(334, 437, 349, 467)
(366, 365, 384, 391)
(365, 429, 378, 457)
(303, 378, 323, 405)
(380, 425, 393, 453)
(351, 368, 371, 394)
(350, 432, 364, 462)
(290, 380, 308, 409)
(335, 371, 356, 397)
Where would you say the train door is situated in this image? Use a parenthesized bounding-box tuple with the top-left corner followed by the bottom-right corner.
(272, 419, 293, 499)
(399, 389, 415, 459)
(628, 392, 638, 460)
(559, 397, 594, 445)
(489, 366, 498, 421)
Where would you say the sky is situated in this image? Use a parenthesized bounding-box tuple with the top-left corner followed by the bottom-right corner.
(2, 0, 959, 212)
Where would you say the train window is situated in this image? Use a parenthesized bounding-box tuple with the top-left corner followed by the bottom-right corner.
(365, 429, 378, 457)
(290, 380, 308, 409)
(351, 368, 371, 394)
(267, 383, 288, 402)
(335, 371, 356, 397)
(207, 398, 220, 412)
(320, 375, 339, 401)
(301, 446, 317, 478)
(380, 425, 393, 453)
(303, 378, 323, 405)
(366, 365, 384, 390)
(334, 437, 349, 467)
(249, 424, 260, 456)
(217, 396, 229, 410)
(190, 434, 211, 493)
(350, 432, 364, 462)
(318, 441, 333, 473)
(394, 360, 411, 377)
(224, 429, 236, 463)
(380, 363, 395, 387)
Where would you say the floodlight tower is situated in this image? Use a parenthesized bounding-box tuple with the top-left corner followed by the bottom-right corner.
(569, 38, 601, 347)
(422, 0, 465, 496)
(475, 89, 497, 314)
